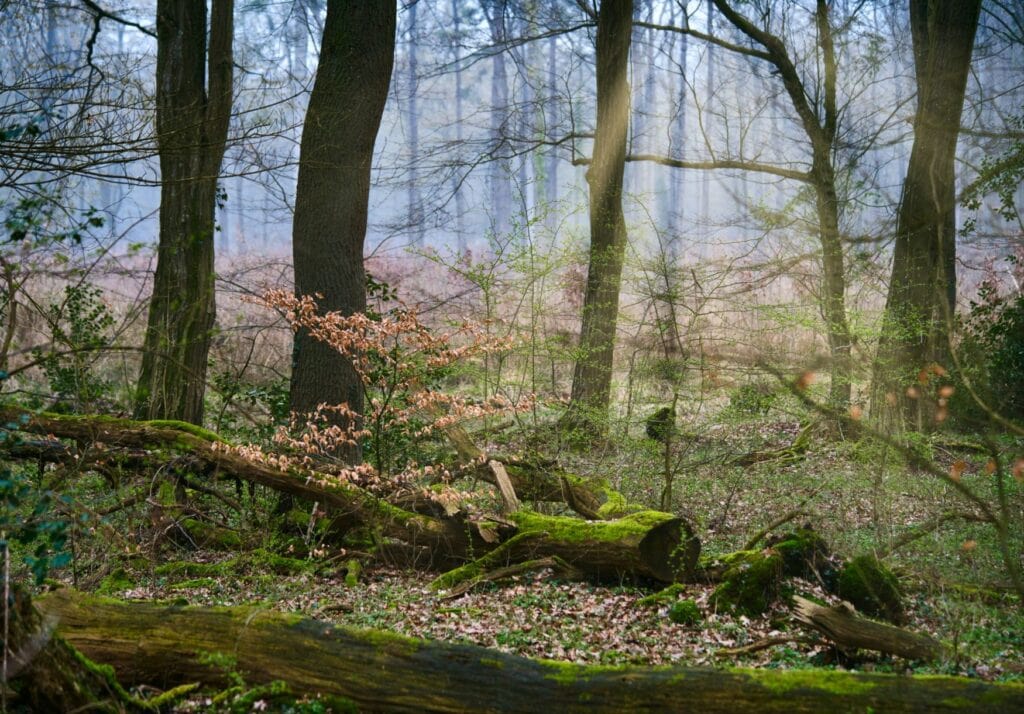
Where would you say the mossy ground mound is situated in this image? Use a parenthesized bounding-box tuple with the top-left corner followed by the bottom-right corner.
(837, 555, 904, 624)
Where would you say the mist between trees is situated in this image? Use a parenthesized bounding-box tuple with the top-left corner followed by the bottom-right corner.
(0, 0, 1023, 708)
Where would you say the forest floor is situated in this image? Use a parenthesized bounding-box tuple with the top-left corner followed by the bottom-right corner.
(57, 410, 1024, 696)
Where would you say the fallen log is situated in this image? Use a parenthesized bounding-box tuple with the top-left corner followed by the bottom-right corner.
(0, 408, 482, 558)
(443, 422, 611, 519)
(792, 595, 947, 661)
(3, 409, 698, 584)
(432, 510, 701, 590)
(2, 586, 146, 712)
(39, 589, 1024, 713)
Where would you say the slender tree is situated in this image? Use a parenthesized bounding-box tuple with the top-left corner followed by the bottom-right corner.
(135, 0, 233, 424)
(289, 0, 397, 461)
(872, 0, 983, 428)
(712, 0, 854, 410)
(566, 0, 633, 431)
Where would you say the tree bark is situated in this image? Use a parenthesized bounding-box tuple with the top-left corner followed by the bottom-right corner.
(872, 0, 982, 429)
(567, 0, 633, 431)
(482, 0, 513, 238)
(792, 596, 947, 662)
(135, 0, 233, 425)
(289, 0, 396, 460)
(3, 586, 142, 712)
(40, 589, 1024, 713)
(432, 509, 700, 590)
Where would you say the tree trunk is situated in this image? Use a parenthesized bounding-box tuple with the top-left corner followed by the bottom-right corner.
(40, 589, 1024, 713)
(135, 0, 233, 425)
(289, 0, 396, 460)
(872, 0, 982, 429)
(567, 0, 633, 431)
(712, 0, 852, 411)
(406, 0, 424, 246)
(482, 0, 513, 238)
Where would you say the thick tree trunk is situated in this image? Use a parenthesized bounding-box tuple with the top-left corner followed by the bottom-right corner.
(872, 0, 982, 429)
(136, 0, 233, 425)
(40, 589, 1024, 713)
(290, 0, 396, 459)
(567, 0, 633, 431)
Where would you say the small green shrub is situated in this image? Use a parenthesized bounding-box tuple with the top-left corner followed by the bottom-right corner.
(728, 382, 778, 416)
(667, 599, 702, 626)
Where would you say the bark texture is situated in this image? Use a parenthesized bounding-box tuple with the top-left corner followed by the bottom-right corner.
(136, 0, 233, 424)
(793, 596, 946, 661)
(872, 0, 982, 428)
(290, 0, 396, 459)
(40, 589, 1024, 713)
(567, 0, 633, 430)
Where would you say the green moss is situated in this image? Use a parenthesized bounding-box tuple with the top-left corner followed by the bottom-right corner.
(249, 549, 311, 575)
(155, 560, 233, 579)
(637, 583, 687, 608)
(837, 555, 903, 624)
(540, 659, 631, 686)
(356, 626, 423, 657)
(668, 599, 702, 626)
(143, 419, 225, 443)
(709, 550, 783, 616)
(510, 509, 674, 543)
(145, 682, 200, 708)
(344, 559, 361, 587)
(430, 532, 534, 591)
(479, 657, 505, 669)
(156, 481, 178, 507)
(285, 507, 311, 529)
(743, 668, 878, 696)
(97, 568, 133, 595)
(170, 577, 219, 590)
(180, 518, 242, 550)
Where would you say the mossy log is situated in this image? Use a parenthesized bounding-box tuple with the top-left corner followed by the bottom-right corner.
(0, 408, 483, 558)
(3, 409, 699, 584)
(433, 510, 700, 590)
(3, 586, 146, 712)
(39, 589, 1024, 713)
(793, 596, 947, 662)
(443, 422, 616, 519)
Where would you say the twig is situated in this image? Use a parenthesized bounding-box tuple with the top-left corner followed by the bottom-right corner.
(743, 508, 813, 551)
(714, 635, 817, 658)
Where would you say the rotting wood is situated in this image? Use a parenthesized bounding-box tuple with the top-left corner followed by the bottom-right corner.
(440, 555, 583, 600)
(1, 409, 697, 583)
(792, 595, 947, 661)
(489, 459, 521, 513)
(38, 589, 1024, 713)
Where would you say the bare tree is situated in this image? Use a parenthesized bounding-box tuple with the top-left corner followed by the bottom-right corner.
(565, 0, 633, 431)
(135, 0, 234, 424)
